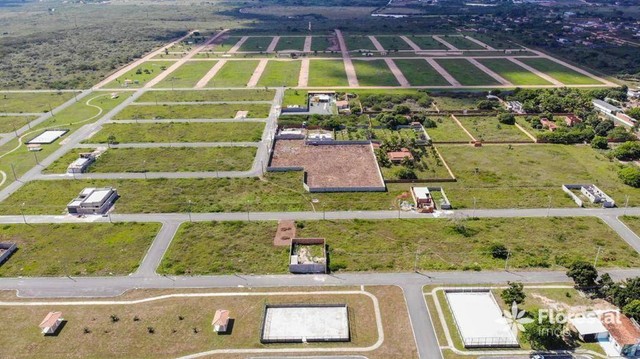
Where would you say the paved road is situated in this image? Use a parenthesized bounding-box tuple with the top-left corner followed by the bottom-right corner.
(108, 118, 266, 123)
(74, 142, 260, 148)
(403, 285, 443, 359)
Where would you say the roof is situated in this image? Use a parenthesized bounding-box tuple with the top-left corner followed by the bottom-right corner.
(593, 99, 622, 112)
(69, 157, 91, 168)
(212, 310, 230, 326)
(387, 150, 414, 161)
(39, 312, 63, 329)
(601, 311, 640, 345)
(572, 316, 608, 335)
(27, 130, 67, 145)
(84, 189, 113, 205)
(412, 187, 432, 199)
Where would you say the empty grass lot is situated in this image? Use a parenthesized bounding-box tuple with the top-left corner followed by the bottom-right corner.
(519, 58, 602, 85)
(136, 89, 274, 103)
(345, 35, 376, 51)
(436, 59, 501, 86)
(352, 60, 400, 86)
(478, 58, 552, 86)
(438, 35, 484, 50)
(465, 34, 517, 49)
(256, 60, 302, 87)
(159, 217, 639, 274)
(310, 36, 334, 51)
(0, 116, 38, 133)
(373, 36, 412, 51)
(620, 216, 640, 237)
(104, 61, 174, 88)
(456, 116, 533, 142)
(403, 36, 447, 50)
(238, 36, 274, 52)
(87, 122, 264, 143)
(113, 103, 271, 119)
(274, 36, 306, 51)
(44, 147, 257, 174)
(394, 59, 450, 86)
(207, 60, 259, 87)
(308, 60, 349, 87)
(214, 35, 242, 52)
(0, 91, 78, 113)
(0, 223, 160, 276)
(425, 117, 473, 142)
(154, 61, 217, 88)
(431, 95, 482, 111)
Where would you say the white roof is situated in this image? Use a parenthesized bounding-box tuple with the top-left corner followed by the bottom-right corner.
(413, 187, 431, 199)
(69, 158, 90, 168)
(84, 189, 112, 204)
(571, 316, 608, 335)
(27, 130, 67, 144)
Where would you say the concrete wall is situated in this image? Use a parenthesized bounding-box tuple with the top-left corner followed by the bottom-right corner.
(0, 242, 17, 265)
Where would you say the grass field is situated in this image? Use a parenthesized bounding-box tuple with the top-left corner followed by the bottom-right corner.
(352, 60, 400, 87)
(394, 59, 450, 86)
(380, 147, 452, 180)
(154, 61, 217, 88)
(620, 216, 640, 237)
(436, 59, 501, 86)
(456, 116, 533, 142)
(0, 116, 38, 133)
(158, 217, 638, 274)
(44, 147, 257, 174)
(214, 35, 243, 52)
(438, 35, 484, 50)
(308, 60, 349, 87)
(345, 35, 376, 51)
(0, 91, 78, 113)
(104, 61, 175, 88)
(207, 60, 258, 87)
(87, 122, 264, 143)
(403, 35, 447, 50)
(238, 36, 274, 52)
(425, 117, 473, 142)
(465, 34, 517, 49)
(282, 89, 308, 107)
(113, 103, 271, 120)
(274, 36, 305, 51)
(519, 58, 602, 85)
(430, 96, 481, 111)
(0, 223, 159, 276)
(310, 36, 334, 52)
(373, 36, 412, 51)
(256, 60, 302, 87)
(136, 89, 274, 103)
(477, 58, 552, 86)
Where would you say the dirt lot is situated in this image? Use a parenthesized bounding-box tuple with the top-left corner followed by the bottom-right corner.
(269, 140, 384, 191)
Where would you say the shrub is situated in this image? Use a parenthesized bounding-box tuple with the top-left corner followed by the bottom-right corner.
(393, 167, 417, 179)
(618, 166, 640, 187)
(497, 113, 515, 125)
(591, 135, 608, 149)
(613, 141, 640, 161)
(501, 282, 526, 304)
(490, 243, 509, 259)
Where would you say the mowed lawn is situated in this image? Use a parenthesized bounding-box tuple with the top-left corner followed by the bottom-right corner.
(394, 59, 450, 86)
(0, 116, 38, 134)
(87, 122, 264, 143)
(274, 36, 306, 51)
(154, 61, 217, 88)
(519, 58, 602, 85)
(373, 36, 412, 51)
(113, 103, 271, 119)
(44, 147, 257, 173)
(136, 89, 275, 103)
(104, 61, 175, 88)
(352, 60, 400, 86)
(438, 35, 484, 50)
(207, 60, 259, 87)
(238, 36, 274, 52)
(308, 60, 349, 87)
(436, 59, 500, 86)
(0, 91, 78, 113)
(404, 35, 447, 50)
(257, 60, 302, 87)
(478, 58, 552, 86)
(456, 116, 533, 142)
(345, 35, 376, 51)
(0, 223, 160, 276)
(426, 117, 473, 142)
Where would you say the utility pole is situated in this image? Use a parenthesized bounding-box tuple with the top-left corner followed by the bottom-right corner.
(546, 196, 552, 217)
(594, 246, 602, 267)
(33, 151, 39, 165)
(20, 203, 26, 224)
(414, 249, 420, 272)
(188, 200, 193, 222)
(472, 197, 477, 218)
(10, 163, 17, 181)
(505, 250, 510, 271)
(624, 195, 630, 216)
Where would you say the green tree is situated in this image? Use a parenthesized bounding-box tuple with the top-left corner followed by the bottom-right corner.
(497, 113, 516, 125)
(522, 312, 566, 349)
(501, 282, 526, 305)
(613, 141, 640, 161)
(566, 261, 598, 288)
(490, 243, 509, 259)
(627, 107, 640, 121)
(623, 299, 640, 321)
(591, 135, 608, 149)
(619, 166, 640, 188)
(393, 167, 417, 180)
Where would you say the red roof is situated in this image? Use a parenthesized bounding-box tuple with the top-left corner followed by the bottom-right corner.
(39, 312, 62, 329)
(601, 312, 640, 345)
(387, 148, 413, 161)
(212, 310, 230, 326)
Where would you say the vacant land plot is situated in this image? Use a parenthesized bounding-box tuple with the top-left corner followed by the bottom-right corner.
(45, 147, 257, 174)
(438, 35, 484, 50)
(457, 116, 533, 142)
(345, 35, 376, 51)
(519, 58, 602, 85)
(0, 116, 38, 133)
(88, 122, 264, 143)
(478, 58, 551, 86)
(374, 36, 412, 51)
(425, 117, 472, 142)
(394, 59, 450, 86)
(136, 89, 275, 103)
(207, 60, 259, 87)
(0, 91, 77, 113)
(308, 60, 349, 87)
(436, 59, 500, 86)
(620, 216, 640, 237)
(275, 36, 306, 51)
(465, 34, 517, 49)
(154, 61, 217, 88)
(352, 60, 400, 87)
(238, 36, 274, 52)
(381, 147, 451, 180)
(431, 96, 481, 111)
(404, 36, 447, 50)
(311, 36, 334, 52)
(113, 103, 271, 120)
(257, 60, 302, 87)
(104, 61, 174, 88)
(0, 223, 159, 276)
(213, 35, 243, 52)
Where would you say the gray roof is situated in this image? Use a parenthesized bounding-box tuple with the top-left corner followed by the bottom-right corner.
(592, 99, 621, 112)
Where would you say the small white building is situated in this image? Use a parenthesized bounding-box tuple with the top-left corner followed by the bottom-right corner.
(571, 316, 609, 342)
(67, 156, 95, 174)
(593, 99, 622, 117)
(411, 187, 435, 213)
(67, 187, 119, 215)
(39, 312, 64, 335)
(212, 309, 230, 333)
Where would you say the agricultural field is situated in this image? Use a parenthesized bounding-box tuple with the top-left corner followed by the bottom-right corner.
(456, 116, 533, 142)
(0, 223, 160, 277)
(425, 117, 473, 142)
(257, 60, 302, 87)
(44, 147, 257, 174)
(274, 36, 306, 51)
(373, 36, 412, 51)
(154, 61, 217, 88)
(136, 89, 275, 103)
(352, 60, 400, 87)
(86, 122, 265, 143)
(103, 61, 174, 88)
(0, 116, 38, 134)
(404, 36, 447, 50)
(477, 58, 552, 86)
(206, 60, 259, 87)
(345, 35, 376, 51)
(519, 58, 603, 85)
(238, 36, 274, 52)
(438, 35, 484, 50)
(393, 59, 450, 86)
(0, 91, 78, 113)
(308, 60, 349, 87)
(436, 59, 501, 86)
(113, 103, 271, 120)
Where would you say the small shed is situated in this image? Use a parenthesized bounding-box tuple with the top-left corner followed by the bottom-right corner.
(212, 309, 230, 333)
(39, 312, 64, 335)
(571, 316, 609, 342)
